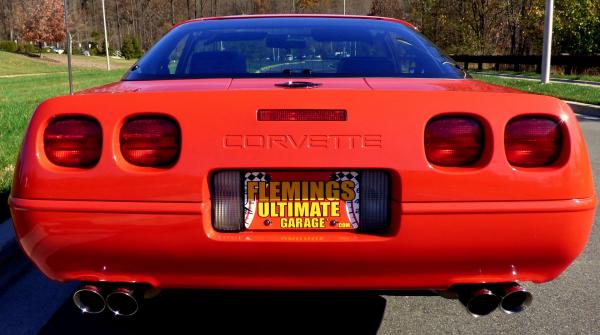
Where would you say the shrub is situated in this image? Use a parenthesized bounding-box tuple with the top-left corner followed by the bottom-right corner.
(120, 39, 133, 59)
(131, 38, 143, 58)
(71, 46, 83, 55)
(17, 43, 40, 54)
(121, 37, 143, 60)
(0, 40, 18, 53)
(85, 42, 99, 55)
(98, 41, 115, 57)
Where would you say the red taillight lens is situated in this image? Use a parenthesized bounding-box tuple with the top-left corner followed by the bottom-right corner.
(425, 116, 484, 167)
(505, 117, 562, 167)
(120, 116, 180, 167)
(44, 117, 102, 167)
(257, 109, 347, 121)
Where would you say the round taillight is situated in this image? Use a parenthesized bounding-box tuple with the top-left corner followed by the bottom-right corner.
(44, 116, 102, 167)
(120, 116, 180, 167)
(425, 116, 484, 167)
(505, 117, 562, 167)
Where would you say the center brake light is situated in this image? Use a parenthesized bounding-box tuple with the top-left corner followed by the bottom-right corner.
(44, 116, 102, 167)
(425, 116, 484, 167)
(257, 109, 347, 121)
(120, 116, 181, 167)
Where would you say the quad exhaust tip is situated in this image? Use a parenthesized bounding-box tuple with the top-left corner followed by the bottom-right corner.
(106, 287, 139, 317)
(457, 283, 533, 317)
(73, 282, 531, 318)
(460, 287, 501, 317)
(73, 285, 106, 314)
(498, 283, 533, 314)
(73, 285, 140, 316)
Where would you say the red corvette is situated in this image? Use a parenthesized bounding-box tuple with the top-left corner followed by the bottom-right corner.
(9, 15, 596, 317)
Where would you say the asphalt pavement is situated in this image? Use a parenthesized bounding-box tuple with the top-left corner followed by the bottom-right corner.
(0, 106, 598, 335)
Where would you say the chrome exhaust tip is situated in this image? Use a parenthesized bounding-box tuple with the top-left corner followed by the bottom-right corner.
(459, 287, 500, 317)
(106, 287, 139, 317)
(73, 285, 106, 314)
(498, 283, 533, 314)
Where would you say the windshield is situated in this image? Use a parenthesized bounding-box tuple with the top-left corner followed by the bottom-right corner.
(124, 17, 464, 80)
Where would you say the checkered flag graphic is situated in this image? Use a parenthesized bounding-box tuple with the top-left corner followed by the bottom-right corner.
(333, 171, 360, 229)
(245, 172, 269, 182)
(244, 172, 268, 228)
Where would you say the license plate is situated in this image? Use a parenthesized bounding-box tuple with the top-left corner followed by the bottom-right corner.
(244, 171, 360, 230)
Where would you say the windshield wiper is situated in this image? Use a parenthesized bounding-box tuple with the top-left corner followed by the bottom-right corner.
(275, 81, 321, 88)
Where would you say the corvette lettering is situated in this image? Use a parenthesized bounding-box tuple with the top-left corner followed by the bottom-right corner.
(223, 134, 382, 149)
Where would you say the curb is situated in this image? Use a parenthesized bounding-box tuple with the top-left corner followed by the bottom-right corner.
(566, 101, 600, 118)
(473, 72, 600, 88)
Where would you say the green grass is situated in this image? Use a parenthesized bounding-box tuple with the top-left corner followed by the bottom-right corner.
(0, 70, 126, 196)
(473, 74, 600, 105)
(42, 53, 136, 69)
(0, 51, 136, 77)
(0, 51, 68, 76)
(475, 70, 600, 83)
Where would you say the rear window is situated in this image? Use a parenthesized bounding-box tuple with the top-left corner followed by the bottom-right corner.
(124, 17, 464, 80)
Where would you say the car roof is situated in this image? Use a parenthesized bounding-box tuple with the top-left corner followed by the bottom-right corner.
(172, 14, 419, 32)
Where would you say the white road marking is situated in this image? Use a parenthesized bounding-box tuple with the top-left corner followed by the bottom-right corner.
(576, 114, 600, 121)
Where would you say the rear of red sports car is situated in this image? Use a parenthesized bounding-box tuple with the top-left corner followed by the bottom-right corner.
(9, 15, 596, 317)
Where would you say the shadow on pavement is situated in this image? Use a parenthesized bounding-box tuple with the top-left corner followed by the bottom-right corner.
(0, 192, 10, 223)
(40, 290, 396, 335)
(569, 103, 600, 120)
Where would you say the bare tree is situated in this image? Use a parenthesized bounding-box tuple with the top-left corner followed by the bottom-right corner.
(171, 0, 176, 24)
(0, 0, 16, 40)
(115, 0, 123, 49)
(369, 0, 403, 17)
(2, 0, 596, 58)
(195, 0, 204, 18)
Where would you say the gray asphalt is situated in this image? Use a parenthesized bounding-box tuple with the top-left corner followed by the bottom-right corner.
(0, 111, 598, 335)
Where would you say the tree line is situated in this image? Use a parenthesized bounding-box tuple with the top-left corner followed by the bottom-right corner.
(0, 0, 598, 57)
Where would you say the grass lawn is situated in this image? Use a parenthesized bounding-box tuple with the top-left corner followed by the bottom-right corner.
(0, 51, 68, 76)
(474, 70, 600, 83)
(473, 74, 600, 105)
(42, 53, 136, 70)
(0, 65, 126, 219)
(0, 51, 136, 77)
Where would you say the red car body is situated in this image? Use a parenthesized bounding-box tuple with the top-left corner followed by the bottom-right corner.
(9, 16, 596, 293)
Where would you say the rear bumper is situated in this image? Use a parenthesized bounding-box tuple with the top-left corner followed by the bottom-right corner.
(9, 196, 596, 290)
